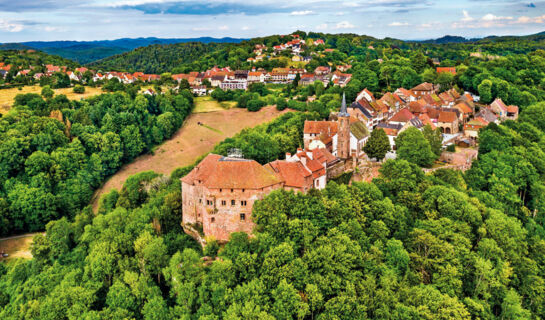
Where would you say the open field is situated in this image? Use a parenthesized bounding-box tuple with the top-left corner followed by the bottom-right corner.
(92, 105, 288, 210)
(194, 96, 235, 113)
(0, 233, 42, 261)
(0, 85, 103, 114)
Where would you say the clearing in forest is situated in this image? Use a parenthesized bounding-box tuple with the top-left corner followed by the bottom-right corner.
(92, 105, 287, 210)
(193, 96, 236, 113)
(0, 85, 103, 114)
(0, 233, 42, 261)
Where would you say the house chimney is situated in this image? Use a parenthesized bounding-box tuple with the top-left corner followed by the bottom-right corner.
(285, 152, 291, 160)
(297, 148, 303, 153)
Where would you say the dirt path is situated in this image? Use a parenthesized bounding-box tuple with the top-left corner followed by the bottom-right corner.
(92, 106, 287, 210)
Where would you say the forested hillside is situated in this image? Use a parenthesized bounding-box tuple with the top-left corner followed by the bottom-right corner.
(1, 37, 245, 64)
(88, 42, 233, 74)
(0, 89, 193, 236)
(0, 50, 79, 70)
(1, 101, 545, 318)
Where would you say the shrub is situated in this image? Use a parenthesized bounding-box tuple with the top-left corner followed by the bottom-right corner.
(73, 85, 85, 94)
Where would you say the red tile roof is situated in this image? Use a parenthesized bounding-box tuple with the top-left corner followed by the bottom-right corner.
(438, 111, 458, 123)
(304, 121, 338, 135)
(436, 67, 456, 75)
(418, 113, 436, 129)
(454, 102, 473, 114)
(390, 108, 415, 123)
(411, 82, 435, 92)
(507, 105, 519, 113)
(182, 154, 282, 189)
(266, 160, 311, 189)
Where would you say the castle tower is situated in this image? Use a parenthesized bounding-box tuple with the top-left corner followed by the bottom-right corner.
(337, 93, 351, 160)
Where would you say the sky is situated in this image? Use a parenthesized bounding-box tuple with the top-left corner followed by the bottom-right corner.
(0, 0, 545, 42)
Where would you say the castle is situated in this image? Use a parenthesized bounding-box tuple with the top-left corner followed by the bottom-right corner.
(181, 94, 357, 243)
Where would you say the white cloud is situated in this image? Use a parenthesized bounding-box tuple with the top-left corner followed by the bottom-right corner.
(290, 10, 314, 16)
(316, 23, 328, 30)
(218, 25, 229, 30)
(241, 26, 250, 30)
(515, 15, 545, 24)
(482, 13, 512, 21)
(453, 11, 515, 29)
(335, 12, 346, 16)
(0, 19, 23, 32)
(462, 10, 473, 22)
(335, 21, 355, 29)
(389, 21, 409, 26)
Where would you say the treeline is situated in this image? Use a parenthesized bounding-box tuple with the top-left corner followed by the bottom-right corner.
(2, 103, 545, 318)
(0, 89, 193, 236)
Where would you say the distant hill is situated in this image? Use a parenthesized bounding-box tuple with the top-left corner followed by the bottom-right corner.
(0, 37, 246, 64)
(416, 35, 480, 44)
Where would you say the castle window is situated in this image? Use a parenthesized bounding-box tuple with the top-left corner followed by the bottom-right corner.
(199, 199, 202, 203)
(241, 200, 247, 206)
(211, 217, 215, 223)
(231, 200, 235, 206)
(231, 189, 234, 192)
(221, 200, 226, 206)
(220, 189, 222, 192)
(242, 189, 245, 192)
(240, 213, 246, 221)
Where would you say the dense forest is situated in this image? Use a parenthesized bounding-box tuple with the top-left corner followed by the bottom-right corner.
(1, 101, 545, 318)
(0, 89, 194, 236)
(0, 50, 79, 70)
(88, 42, 232, 74)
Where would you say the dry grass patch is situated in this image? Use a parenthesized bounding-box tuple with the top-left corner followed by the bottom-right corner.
(92, 106, 288, 210)
(0, 85, 103, 114)
(194, 96, 227, 113)
(0, 233, 41, 261)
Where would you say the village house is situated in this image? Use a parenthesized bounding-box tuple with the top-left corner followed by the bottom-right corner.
(490, 98, 519, 120)
(464, 118, 488, 139)
(248, 71, 265, 83)
(376, 123, 404, 150)
(411, 82, 437, 98)
(191, 85, 208, 96)
(314, 66, 331, 76)
(220, 78, 247, 90)
(394, 88, 417, 102)
(437, 111, 459, 134)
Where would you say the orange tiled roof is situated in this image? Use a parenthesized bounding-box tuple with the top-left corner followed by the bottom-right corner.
(507, 105, 519, 113)
(412, 82, 435, 92)
(182, 154, 282, 189)
(266, 160, 311, 189)
(438, 111, 457, 123)
(454, 102, 473, 114)
(418, 113, 436, 129)
(390, 108, 415, 123)
(304, 121, 338, 135)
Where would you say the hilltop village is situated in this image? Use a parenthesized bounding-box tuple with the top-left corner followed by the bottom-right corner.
(0, 34, 521, 244)
(181, 84, 519, 242)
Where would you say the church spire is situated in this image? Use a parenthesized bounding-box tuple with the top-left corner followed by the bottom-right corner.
(339, 92, 349, 117)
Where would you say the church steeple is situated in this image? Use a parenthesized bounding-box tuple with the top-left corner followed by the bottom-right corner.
(339, 92, 349, 117)
(337, 92, 351, 160)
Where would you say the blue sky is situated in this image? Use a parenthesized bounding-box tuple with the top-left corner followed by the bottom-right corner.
(0, 0, 544, 42)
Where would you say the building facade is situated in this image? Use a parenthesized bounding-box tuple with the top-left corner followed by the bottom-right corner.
(181, 154, 284, 242)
